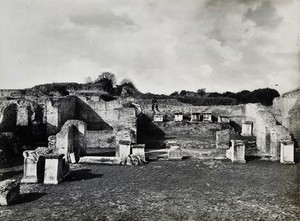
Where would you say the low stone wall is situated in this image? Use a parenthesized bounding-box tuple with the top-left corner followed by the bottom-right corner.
(137, 99, 245, 122)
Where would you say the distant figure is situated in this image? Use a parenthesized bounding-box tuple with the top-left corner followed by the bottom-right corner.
(152, 98, 160, 114)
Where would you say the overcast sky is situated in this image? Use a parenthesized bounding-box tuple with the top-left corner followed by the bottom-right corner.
(0, 0, 299, 94)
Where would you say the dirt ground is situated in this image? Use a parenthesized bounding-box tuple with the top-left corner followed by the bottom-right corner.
(0, 159, 300, 221)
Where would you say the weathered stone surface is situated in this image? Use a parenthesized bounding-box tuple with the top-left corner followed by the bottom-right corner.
(153, 114, 163, 122)
(218, 116, 230, 123)
(48, 135, 56, 149)
(270, 126, 291, 160)
(55, 120, 87, 163)
(216, 129, 230, 149)
(21, 150, 39, 183)
(131, 144, 146, 161)
(191, 113, 201, 121)
(116, 140, 131, 158)
(280, 141, 294, 164)
(203, 113, 212, 122)
(44, 154, 66, 184)
(0, 179, 20, 206)
(241, 121, 253, 136)
(79, 156, 121, 164)
(174, 113, 183, 122)
(226, 140, 246, 163)
(166, 141, 182, 160)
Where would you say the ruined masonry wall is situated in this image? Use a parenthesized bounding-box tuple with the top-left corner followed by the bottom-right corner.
(137, 99, 246, 125)
(272, 88, 300, 148)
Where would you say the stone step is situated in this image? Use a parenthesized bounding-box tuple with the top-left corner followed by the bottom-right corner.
(79, 156, 121, 165)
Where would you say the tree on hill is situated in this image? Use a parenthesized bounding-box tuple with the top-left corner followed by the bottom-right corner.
(95, 72, 117, 93)
(120, 78, 136, 89)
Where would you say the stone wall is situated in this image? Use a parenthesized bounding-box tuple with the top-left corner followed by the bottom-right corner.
(270, 126, 291, 160)
(0, 102, 17, 133)
(0, 89, 25, 98)
(46, 96, 76, 136)
(136, 99, 246, 125)
(272, 88, 300, 147)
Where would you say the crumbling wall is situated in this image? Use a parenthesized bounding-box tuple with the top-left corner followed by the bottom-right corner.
(0, 102, 17, 133)
(55, 120, 86, 161)
(272, 89, 300, 148)
(136, 99, 246, 125)
(46, 96, 76, 136)
(270, 126, 291, 160)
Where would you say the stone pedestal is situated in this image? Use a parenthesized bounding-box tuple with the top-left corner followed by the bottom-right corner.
(218, 116, 230, 123)
(216, 130, 230, 149)
(203, 113, 212, 122)
(21, 151, 40, 183)
(174, 113, 183, 122)
(153, 114, 163, 122)
(167, 141, 182, 160)
(116, 140, 131, 158)
(132, 144, 146, 161)
(226, 140, 246, 163)
(280, 141, 294, 164)
(191, 113, 201, 121)
(0, 179, 20, 206)
(44, 154, 65, 184)
(241, 121, 253, 136)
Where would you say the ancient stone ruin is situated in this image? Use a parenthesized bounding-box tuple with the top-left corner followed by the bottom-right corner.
(0, 87, 299, 188)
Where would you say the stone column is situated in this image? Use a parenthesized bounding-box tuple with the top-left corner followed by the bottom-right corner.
(131, 144, 146, 161)
(280, 141, 294, 164)
(44, 154, 65, 184)
(241, 121, 253, 136)
(191, 113, 201, 121)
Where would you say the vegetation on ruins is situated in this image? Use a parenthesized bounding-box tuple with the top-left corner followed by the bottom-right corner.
(22, 73, 279, 106)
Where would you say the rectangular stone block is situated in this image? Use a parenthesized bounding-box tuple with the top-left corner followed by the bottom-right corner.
(280, 141, 294, 164)
(241, 121, 253, 136)
(116, 140, 131, 158)
(226, 140, 246, 163)
(0, 179, 20, 206)
(191, 113, 201, 121)
(203, 113, 212, 122)
(216, 130, 230, 149)
(44, 154, 65, 184)
(174, 113, 183, 122)
(153, 114, 163, 122)
(21, 150, 45, 184)
(218, 116, 230, 123)
(131, 144, 146, 161)
(168, 146, 182, 160)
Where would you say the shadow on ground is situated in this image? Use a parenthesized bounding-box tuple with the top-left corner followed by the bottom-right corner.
(0, 170, 23, 181)
(65, 169, 103, 182)
(12, 193, 47, 205)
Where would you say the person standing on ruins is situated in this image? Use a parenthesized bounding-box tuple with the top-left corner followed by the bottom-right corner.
(152, 97, 160, 114)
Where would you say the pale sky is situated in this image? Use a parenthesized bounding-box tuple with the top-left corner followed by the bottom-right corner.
(0, 0, 300, 94)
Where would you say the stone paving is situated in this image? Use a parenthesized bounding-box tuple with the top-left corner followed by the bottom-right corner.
(0, 159, 300, 221)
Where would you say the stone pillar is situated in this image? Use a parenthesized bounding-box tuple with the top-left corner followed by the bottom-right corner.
(21, 151, 39, 183)
(131, 144, 146, 161)
(44, 154, 65, 184)
(167, 141, 182, 160)
(0, 179, 20, 206)
(226, 140, 246, 163)
(174, 113, 183, 122)
(116, 140, 131, 158)
(191, 113, 201, 121)
(280, 141, 294, 164)
(216, 130, 230, 149)
(153, 114, 163, 122)
(241, 121, 253, 136)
